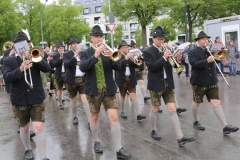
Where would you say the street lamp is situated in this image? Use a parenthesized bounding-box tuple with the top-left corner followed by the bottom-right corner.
(40, 0, 48, 47)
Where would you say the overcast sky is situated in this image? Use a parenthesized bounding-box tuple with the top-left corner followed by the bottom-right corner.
(40, 0, 75, 5)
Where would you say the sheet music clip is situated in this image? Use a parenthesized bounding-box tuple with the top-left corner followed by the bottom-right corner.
(13, 40, 30, 55)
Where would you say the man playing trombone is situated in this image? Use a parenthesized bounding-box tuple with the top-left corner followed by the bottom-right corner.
(116, 40, 146, 121)
(143, 26, 195, 146)
(2, 31, 51, 160)
(80, 25, 131, 159)
(188, 31, 239, 134)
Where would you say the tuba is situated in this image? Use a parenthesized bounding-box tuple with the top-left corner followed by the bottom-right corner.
(3, 41, 13, 50)
(95, 42, 122, 62)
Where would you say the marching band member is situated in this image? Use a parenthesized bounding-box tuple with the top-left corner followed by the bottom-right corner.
(116, 40, 146, 120)
(52, 42, 66, 109)
(130, 40, 150, 102)
(63, 38, 91, 126)
(2, 31, 51, 160)
(80, 25, 131, 159)
(143, 26, 195, 146)
(188, 31, 239, 134)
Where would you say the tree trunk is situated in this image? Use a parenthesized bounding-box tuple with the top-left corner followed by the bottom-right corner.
(188, 21, 193, 49)
(141, 25, 147, 47)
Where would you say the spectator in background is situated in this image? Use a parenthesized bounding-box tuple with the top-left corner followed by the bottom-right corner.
(227, 40, 238, 76)
(214, 36, 225, 76)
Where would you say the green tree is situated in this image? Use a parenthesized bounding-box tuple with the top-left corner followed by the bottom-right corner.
(151, 17, 177, 42)
(103, 0, 163, 47)
(106, 24, 123, 48)
(135, 26, 143, 47)
(0, 0, 21, 52)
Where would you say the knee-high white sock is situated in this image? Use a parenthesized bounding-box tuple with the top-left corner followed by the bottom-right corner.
(192, 103, 199, 121)
(175, 96, 179, 109)
(213, 106, 228, 127)
(71, 102, 77, 117)
(111, 124, 122, 152)
(35, 132, 46, 159)
(90, 124, 100, 142)
(58, 94, 62, 106)
(140, 87, 146, 97)
(82, 102, 91, 123)
(131, 99, 140, 115)
(119, 98, 125, 112)
(169, 111, 184, 139)
(20, 128, 31, 151)
(149, 109, 157, 131)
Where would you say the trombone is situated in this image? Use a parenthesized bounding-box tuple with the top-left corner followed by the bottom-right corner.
(95, 42, 122, 62)
(205, 40, 230, 88)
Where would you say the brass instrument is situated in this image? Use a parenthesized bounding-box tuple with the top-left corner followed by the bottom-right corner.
(3, 41, 12, 50)
(207, 39, 228, 61)
(161, 44, 184, 72)
(128, 49, 143, 66)
(49, 42, 56, 52)
(95, 42, 122, 61)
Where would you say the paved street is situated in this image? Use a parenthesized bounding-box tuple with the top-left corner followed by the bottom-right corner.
(0, 71, 240, 160)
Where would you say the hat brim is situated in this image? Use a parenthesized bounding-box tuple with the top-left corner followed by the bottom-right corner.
(69, 41, 80, 45)
(195, 36, 211, 41)
(58, 45, 65, 48)
(152, 33, 167, 38)
(90, 33, 104, 36)
(118, 44, 130, 50)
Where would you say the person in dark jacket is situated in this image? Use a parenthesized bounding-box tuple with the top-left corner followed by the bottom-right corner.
(3, 31, 51, 160)
(188, 31, 239, 135)
(63, 38, 91, 126)
(116, 40, 146, 121)
(52, 42, 65, 109)
(143, 26, 195, 146)
(80, 25, 131, 159)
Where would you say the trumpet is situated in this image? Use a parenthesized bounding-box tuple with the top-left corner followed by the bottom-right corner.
(95, 42, 122, 62)
(128, 49, 143, 66)
(161, 44, 184, 72)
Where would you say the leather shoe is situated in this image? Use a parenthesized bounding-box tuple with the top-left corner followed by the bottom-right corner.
(144, 97, 150, 102)
(94, 142, 103, 153)
(30, 130, 35, 138)
(24, 150, 34, 160)
(137, 114, 146, 121)
(48, 92, 52, 96)
(73, 117, 78, 125)
(116, 148, 131, 159)
(158, 108, 163, 113)
(62, 99, 65, 103)
(88, 123, 90, 130)
(177, 107, 187, 114)
(223, 125, 239, 135)
(193, 121, 205, 130)
(59, 105, 64, 110)
(151, 130, 161, 141)
(121, 111, 127, 119)
(178, 135, 195, 146)
(17, 127, 20, 133)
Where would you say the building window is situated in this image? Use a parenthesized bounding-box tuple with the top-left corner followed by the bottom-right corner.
(123, 23, 128, 31)
(94, 17, 101, 24)
(100, 0, 103, 3)
(85, 1, 90, 5)
(106, 26, 110, 32)
(85, 18, 89, 25)
(95, 6, 101, 13)
(123, 33, 129, 39)
(83, 8, 89, 14)
(131, 32, 135, 39)
(130, 23, 138, 30)
(148, 22, 153, 28)
(105, 16, 109, 23)
(92, 0, 97, 5)
(76, 3, 80, 6)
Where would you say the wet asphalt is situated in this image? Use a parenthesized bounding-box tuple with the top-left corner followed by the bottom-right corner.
(0, 71, 240, 160)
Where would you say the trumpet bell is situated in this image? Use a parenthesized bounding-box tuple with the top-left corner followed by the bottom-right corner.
(3, 41, 12, 50)
(215, 50, 228, 61)
(112, 51, 122, 61)
(30, 47, 44, 62)
(175, 65, 184, 72)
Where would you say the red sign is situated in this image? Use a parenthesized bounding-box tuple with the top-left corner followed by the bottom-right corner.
(106, 24, 116, 32)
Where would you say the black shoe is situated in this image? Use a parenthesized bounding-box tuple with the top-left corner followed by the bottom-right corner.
(94, 142, 103, 153)
(17, 128, 20, 133)
(193, 121, 205, 130)
(59, 105, 64, 110)
(178, 135, 195, 146)
(62, 99, 65, 103)
(137, 114, 146, 121)
(30, 130, 35, 138)
(121, 111, 127, 119)
(73, 117, 78, 125)
(144, 97, 150, 102)
(223, 125, 239, 135)
(43, 159, 49, 160)
(158, 108, 163, 113)
(24, 150, 34, 160)
(48, 92, 52, 96)
(151, 130, 161, 141)
(88, 123, 90, 130)
(116, 148, 131, 159)
(177, 107, 187, 114)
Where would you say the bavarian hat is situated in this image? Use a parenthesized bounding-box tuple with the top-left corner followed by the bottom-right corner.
(195, 31, 211, 41)
(151, 26, 166, 38)
(69, 37, 80, 45)
(11, 34, 17, 42)
(13, 31, 30, 43)
(57, 42, 65, 48)
(130, 40, 137, 47)
(118, 40, 130, 49)
(90, 25, 104, 36)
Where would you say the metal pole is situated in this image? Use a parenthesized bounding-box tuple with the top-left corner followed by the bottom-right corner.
(40, 0, 48, 47)
(184, 0, 188, 42)
(108, 0, 114, 50)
